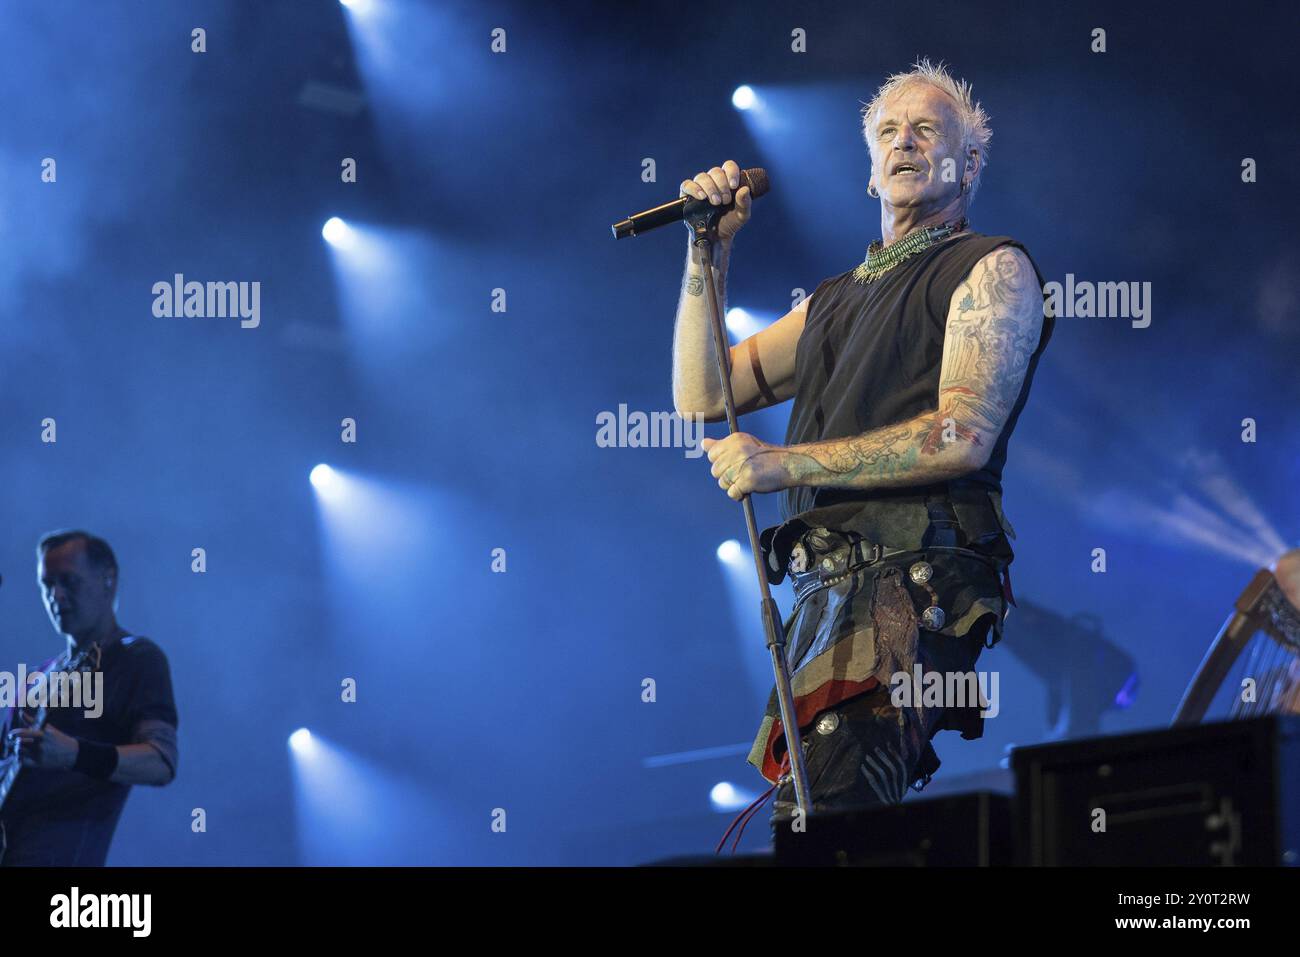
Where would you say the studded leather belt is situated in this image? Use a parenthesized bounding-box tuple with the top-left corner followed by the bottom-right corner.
(787, 528, 974, 632)
(787, 532, 912, 610)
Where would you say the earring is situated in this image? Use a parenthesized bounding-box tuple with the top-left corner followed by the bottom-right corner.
(867, 183, 879, 199)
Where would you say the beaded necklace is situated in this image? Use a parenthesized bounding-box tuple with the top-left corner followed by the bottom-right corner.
(851, 217, 968, 284)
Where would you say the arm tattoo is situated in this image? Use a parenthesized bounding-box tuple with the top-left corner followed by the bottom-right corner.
(784, 414, 964, 488)
(747, 336, 778, 406)
(685, 275, 704, 297)
(782, 246, 1043, 492)
(785, 421, 926, 485)
(939, 246, 1044, 449)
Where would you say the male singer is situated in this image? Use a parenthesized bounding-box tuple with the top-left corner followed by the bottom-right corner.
(670, 60, 1053, 825)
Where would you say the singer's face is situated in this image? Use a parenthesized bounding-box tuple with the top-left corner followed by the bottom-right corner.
(869, 84, 969, 210)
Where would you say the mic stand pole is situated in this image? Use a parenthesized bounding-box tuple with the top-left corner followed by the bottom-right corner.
(686, 207, 812, 815)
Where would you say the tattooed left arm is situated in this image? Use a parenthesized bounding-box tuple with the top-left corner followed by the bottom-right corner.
(770, 246, 1044, 494)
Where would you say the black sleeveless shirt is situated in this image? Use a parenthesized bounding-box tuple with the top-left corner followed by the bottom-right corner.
(760, 231, 1054, 574)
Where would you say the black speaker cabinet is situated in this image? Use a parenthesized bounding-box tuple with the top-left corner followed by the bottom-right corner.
(1012, 714, 1300, 865)
(773, 790, 1012, 866)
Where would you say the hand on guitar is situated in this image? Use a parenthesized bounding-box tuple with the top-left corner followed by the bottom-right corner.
(6, 725, 79, 770)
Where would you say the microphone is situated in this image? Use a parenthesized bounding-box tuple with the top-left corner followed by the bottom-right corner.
(611, 167, 769, 239)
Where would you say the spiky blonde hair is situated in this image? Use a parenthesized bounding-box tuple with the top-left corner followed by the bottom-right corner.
(860, 58, 992, 200)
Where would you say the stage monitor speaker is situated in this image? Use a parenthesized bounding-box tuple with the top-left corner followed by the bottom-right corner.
(773, 790, 1012, 866)
(1012, 714, 1300, 865)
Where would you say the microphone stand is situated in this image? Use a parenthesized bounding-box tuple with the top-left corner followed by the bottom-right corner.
(685, 205, 813, 815)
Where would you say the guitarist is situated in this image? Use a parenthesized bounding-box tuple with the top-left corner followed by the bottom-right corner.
(0, 530, 178, 866)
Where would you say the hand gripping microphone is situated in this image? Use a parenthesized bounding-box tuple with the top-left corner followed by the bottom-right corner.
(610, 168, 769, 239)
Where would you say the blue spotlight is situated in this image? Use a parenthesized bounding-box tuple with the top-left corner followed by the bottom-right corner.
(725, 306, 767, 340)
(732, 85, 757, 111)
(289, 728, 313, 752)
(716, 539, 743, 564)
(710, 781, 757, 812)
(310, 463, 339, 492)
(322, 216, 354, 248)
(339, 0, 372, 10)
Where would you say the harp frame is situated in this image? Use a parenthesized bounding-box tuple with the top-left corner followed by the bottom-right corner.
(1172, 568, 1300, 726)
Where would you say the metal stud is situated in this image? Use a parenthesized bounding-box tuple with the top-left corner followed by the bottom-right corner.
(815, 713, 840, 735)
(909, 561, 933, 584)
(920, 605, 946, 630)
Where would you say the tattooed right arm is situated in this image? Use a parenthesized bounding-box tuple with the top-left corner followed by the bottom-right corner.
(671, 241, 808, 422)
(672, 239, 730, 418)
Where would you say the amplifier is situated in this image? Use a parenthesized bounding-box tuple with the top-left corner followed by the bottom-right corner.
(773, 790, 1012, 866)
(1011, 714, 1300, 865)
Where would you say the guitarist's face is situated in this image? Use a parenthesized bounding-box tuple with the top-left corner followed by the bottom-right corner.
(38, 542, 116, 639)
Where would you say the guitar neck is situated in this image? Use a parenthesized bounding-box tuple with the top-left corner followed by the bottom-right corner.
(0, 647, 86, 813)
(0, 699, 49, 810)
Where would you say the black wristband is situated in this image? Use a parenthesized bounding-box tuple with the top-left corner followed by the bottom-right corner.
(73, 739, 119, 780)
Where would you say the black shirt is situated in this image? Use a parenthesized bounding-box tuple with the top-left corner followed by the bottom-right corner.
(1, 634, 178, 865)
(761, 232, 1053, 572)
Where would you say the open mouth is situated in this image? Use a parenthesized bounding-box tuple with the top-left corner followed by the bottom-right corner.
(892, 164, 922, 176)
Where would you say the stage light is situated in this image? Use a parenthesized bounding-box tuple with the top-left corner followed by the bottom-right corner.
(710, 781, 758, 812)
(339, 0, 372, 10)
(310, 463, 338, 492)
(732, 85, 757, 111)
(289, 728, 313, 752)
(716, 539, 743, 564)
(725, 306, 767, 340)
(322, 216, 353, 248)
